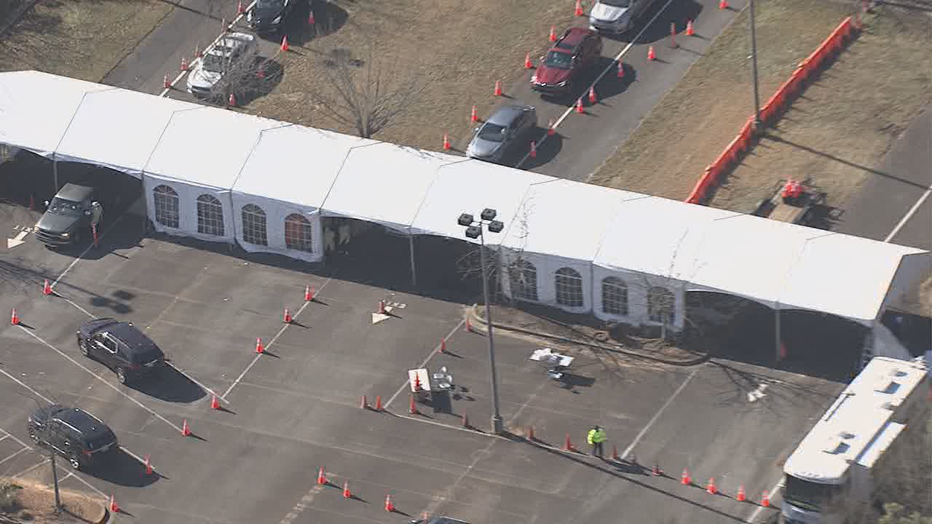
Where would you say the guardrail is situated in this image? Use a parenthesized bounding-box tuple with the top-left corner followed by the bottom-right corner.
(685, 14, 862, 205)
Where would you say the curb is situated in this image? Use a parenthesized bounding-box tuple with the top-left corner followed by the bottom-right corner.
(468, 305, 708, 367)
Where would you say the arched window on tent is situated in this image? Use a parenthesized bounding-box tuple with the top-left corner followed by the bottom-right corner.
(196, 194, 224, 236)
(509, 259, 538, 302)
(153, 185, 179, 228)
(555, 267, 584, 307)
(601, 277, 628, 316)
(284, 213, 313, 253)
(241, 204, 268, 246)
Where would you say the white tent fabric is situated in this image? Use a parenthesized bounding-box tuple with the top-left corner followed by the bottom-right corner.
(230, 126, 374, 261)
(55, 88, 201, 178)
(409, 159, 555, 242)
(0, 71, 111, 158)
(0, 70, 926, 330)
(320, 143, 452, 232)
(142, 107, 285, 243)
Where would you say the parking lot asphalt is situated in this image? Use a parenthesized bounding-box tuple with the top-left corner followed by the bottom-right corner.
(1, 192, 846, 523)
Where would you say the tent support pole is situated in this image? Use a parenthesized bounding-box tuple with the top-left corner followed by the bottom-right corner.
(408, 234, 417, 287)
(52, 154, 59, 193)
(775, 307, 782, 362)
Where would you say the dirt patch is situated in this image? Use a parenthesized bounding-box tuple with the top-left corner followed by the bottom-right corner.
(248, 0, 577, 148)
(0, 0, 172, 82)
(588, 0, 856, 203)
(0, 478, 105, 524)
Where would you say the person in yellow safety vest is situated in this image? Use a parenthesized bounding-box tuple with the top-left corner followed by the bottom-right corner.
(587, 425, 607, 459)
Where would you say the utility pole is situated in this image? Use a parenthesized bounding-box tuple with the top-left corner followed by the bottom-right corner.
(749, 0, 762, 128)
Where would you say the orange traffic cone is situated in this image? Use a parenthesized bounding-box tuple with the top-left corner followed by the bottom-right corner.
(611, 445, 620, 461)
(343, 481, 351, 499)
(736, 485, 746, 502)
(374, 395, 383, 411)
(529, 141, 537, 159)
(549, 25, 557, 42)
(562, 433, 575, 452)
(308, 11, 315, 24)
(652, 461, 661, 476)
(181, 419, 191, 436)
(670, 22, 677, 48)
(237, 0, 244, 14)
(228, 93, 237, 107)
(256, 337, 264, 354)
(524, 52, 533, 70)
(761, 490, 770, 507)
(647, 46, 656, 61)
(443, 133, 451, 151)
(706, 477, 717, 495)
(719, 0, 728, 8)
(195, 44, 203, 59)
(180, 57, 189, 71)
(385, 494, 395, 512)
(283, 308, 292, 323)
(465, 317, 473, 332)
(409, 394, 418, 414)
(163, 74, 171, 90)
(42, 279, 52, 296)
(11, 309, 19, 326)
(547, 118, 555, 136)
(378, 300, 386, 315)
(575, 0, 584, 16)
(211, 394, 220, 410)
(686, 19, 695, 36)
(527, 426, 535, 441)
(305, 285, 315, 301)
(575, 98, 585, 114)
(681, 468, 691, 485)
(617, 62, 625, 78)
(461, 412, 469, 428)
(317, 467, 327, 485)
(440, 338, 447, 353)
(280, 35, 289, 52)
(588, 86, 597, 104)
(494, 80, 503, 96)
(144, 454, 153, 475)
(360, 395, 368, 409)
(470, 105, 478, 123)
(109, 495, 120, 513)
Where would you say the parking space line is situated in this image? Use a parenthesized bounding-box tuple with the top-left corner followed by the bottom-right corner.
(67, 467, 108, 500)
(0, 426, 32, 451)
(11, 459, 47, 479)
(0, 365, 54, 406)
(515, 0, 679, 171)
(0, 435, 7, 443)
(621, 368, 698, 460)
(59, 296, 96, 319)
(885, 184, 931, 242)
(384, 318, 466, 409)
(17, 327, 184, 434)
(746, 478, 783, 523)
(50, 216, 124, 290)
(221, 277, 334, 401)
(0, 447, 29, 466)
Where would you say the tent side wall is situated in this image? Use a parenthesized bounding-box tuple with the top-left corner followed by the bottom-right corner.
(143, 174, 235, 244)
(230, 192, 324, 262)
(499, 248, 594, 314)
(878, 251, 932, 317)
(591, 266, 688, 331)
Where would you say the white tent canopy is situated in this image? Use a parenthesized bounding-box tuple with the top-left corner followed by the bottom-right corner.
(1, 70, 927, 329)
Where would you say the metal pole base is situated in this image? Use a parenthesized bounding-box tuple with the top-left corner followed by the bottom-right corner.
(491, 415, 504, 435)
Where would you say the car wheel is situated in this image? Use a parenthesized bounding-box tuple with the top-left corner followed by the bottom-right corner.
(68, 456, 81, 470)
(79, 338, 90, 357)
(28, 431, 39, 444)
(117, 368, 127, 385)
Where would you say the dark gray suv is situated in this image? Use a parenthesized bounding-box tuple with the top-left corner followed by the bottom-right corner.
(466, 105, 537, 164)
(27, 405, 118, 470)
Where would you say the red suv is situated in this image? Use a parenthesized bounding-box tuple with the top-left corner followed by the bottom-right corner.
(531, 27, 603, 96)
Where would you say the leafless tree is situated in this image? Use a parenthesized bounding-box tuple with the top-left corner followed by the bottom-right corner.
(304, 43, 425, 138)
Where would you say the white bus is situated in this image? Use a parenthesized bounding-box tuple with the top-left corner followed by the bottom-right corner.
(782, 356, 930, 524)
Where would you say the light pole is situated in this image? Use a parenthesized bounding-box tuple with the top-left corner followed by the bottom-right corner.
(749, 0, 762, 128)
(458, 209, 505, 435)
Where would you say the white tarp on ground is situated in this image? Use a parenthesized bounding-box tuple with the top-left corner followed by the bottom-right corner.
(0, 71, 111, 158)
(409, 159, 556, 242)
(230, 126, 374, 261)
(142, 107, 285, 243)
(55, 88, 202, 178)
(320, 143, 454, 232)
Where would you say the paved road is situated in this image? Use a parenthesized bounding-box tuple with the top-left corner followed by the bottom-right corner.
(834, 108, 931, 250)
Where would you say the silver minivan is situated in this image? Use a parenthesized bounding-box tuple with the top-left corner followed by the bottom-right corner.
(466, 105, 537, 164)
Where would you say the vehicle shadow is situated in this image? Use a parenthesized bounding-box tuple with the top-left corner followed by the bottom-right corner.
(592, 62, 638, 103)
(600, 0, 704, 45)
(84, 448, 160, 487)
(237, 57, 286, 106)
(128, 364, 206, 404)
(521, 131, 564, 170)
(284, 0, 349, 46)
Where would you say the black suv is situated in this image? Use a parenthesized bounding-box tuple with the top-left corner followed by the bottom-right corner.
(77, 318, 166, 384)
(247, 0, 305, 34)
(27, 405, 118, 470)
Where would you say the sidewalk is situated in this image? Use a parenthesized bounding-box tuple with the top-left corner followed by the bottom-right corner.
(467, 303, 708, 366)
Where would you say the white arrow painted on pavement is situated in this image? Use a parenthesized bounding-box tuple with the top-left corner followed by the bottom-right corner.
(747, 383, 768, 402)
(6, 230, 27, 249)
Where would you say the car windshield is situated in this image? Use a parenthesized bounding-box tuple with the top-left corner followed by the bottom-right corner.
(202, 53, 227, 73)
(601, 0, 632, 7)
(783, 474, 843, 511)
(257, 0, 285, 8)
(48, 197, 82, 216)
(544, 51, 572, 69)
(477, 122, 507, 142)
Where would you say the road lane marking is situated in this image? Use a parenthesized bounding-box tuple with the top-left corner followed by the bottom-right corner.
(0, 366, 53, 405)
(516, 0, 680, 170)
(220, 276, 334, 401)
(17, 327, 184, 434)
(621, 367, 698, 460)
(746, 478, 783, 523)
(166, 361, 228, 405)
(885, 184, 931, 243)
(51, 216, 124, 290)
(384, 317, 467, 409)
